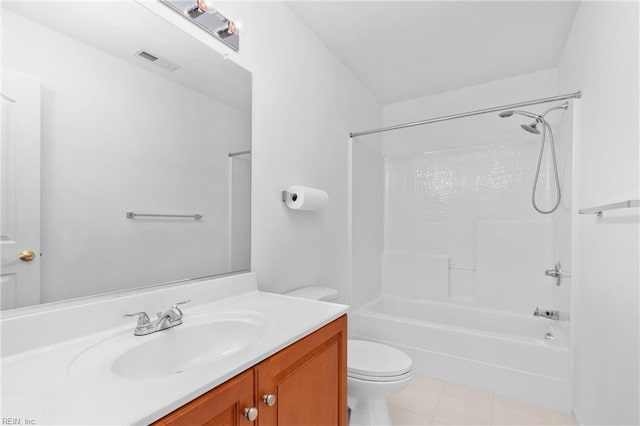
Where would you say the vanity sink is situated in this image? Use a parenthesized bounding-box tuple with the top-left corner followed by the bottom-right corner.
(68, 311, 268, 380)
(112, 319, 262, 378)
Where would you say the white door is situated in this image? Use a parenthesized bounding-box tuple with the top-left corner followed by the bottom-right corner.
(0, 67, 41, 310)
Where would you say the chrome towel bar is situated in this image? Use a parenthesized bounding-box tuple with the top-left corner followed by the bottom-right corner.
(126, 212, 203, 220)
(578, 200, 639, 217)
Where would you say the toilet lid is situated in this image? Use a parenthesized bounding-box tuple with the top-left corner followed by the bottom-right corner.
(348, 340, 412, 378)
(285, 286, 338, 302)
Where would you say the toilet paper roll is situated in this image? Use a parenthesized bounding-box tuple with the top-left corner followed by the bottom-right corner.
(284, 185, 329, 211)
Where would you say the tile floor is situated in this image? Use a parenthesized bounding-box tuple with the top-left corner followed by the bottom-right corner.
(386, 375, 576, 425)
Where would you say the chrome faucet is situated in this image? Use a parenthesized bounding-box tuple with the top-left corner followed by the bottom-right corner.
(533, 307, 560, 321)
(124, 300, 190, 336)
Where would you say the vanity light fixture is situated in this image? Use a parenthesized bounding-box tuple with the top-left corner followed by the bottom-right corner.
(187, 0, 215, 19)
(217, 20, 237, 39)
(161, 0, 241, 51)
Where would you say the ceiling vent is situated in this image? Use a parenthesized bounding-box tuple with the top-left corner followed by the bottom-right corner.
(134, 49, 180, 72)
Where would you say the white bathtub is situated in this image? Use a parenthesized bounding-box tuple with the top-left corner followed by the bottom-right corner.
(351, 296, 570, 412)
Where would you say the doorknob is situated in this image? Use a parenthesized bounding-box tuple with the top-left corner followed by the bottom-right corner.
(18, 250, 36, 261)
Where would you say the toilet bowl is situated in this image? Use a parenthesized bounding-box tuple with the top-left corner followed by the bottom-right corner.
(347, 339, 413, 425)
(285, 287, 413, 426)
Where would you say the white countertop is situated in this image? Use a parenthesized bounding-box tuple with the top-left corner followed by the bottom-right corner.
(1, 290, 348, 425)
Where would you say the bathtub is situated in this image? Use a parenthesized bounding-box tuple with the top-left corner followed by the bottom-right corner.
(351, 296, 570, 412)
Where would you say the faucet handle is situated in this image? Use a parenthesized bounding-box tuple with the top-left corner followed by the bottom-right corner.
(172, 299, 190, 314)
(123, 311, 151, 326)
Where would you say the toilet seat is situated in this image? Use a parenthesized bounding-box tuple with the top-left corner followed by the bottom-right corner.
(348, 369, 413, 382)
(348, 340, 413, 381)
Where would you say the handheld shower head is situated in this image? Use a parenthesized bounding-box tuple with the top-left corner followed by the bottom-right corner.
(499, 109, 543, 134)
(521, 122, 541, 135)
(497, 103, 565, 214)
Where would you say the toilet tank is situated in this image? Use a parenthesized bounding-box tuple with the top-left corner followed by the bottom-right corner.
(285, 286, 338, 302)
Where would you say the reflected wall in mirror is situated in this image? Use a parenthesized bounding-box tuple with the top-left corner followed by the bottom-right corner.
(0, 1, 251, 311)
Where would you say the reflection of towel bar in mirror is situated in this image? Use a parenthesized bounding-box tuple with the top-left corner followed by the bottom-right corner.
(228, 150, 251, 157)
(126, 212, 203, 220)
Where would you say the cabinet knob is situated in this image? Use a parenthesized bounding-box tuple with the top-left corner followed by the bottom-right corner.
(262, 393, 277, 407)
(244, 407, 258, 422)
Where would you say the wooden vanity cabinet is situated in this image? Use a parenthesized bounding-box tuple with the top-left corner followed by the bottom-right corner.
(154, 369, 255, 426)
(154, 315, 347, 426)
(255, 314, 347, 426)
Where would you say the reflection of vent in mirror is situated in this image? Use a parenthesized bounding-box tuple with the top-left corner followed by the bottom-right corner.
(134, 49, 180, 72)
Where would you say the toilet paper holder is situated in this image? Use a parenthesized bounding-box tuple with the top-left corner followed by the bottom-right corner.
(281, 191, 298, 202)
(282, 186, 329, 211)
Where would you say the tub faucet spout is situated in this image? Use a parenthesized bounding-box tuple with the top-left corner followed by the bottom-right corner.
(533, 308, 560, 321)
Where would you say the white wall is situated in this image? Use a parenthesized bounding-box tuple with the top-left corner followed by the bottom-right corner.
(141, 2, 382, 304)
(3, 10, 250, 302)
(557, 2, 639, 424)
(381, 70, 572, 314)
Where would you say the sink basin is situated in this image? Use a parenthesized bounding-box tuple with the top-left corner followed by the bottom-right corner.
(68, 311, 267, 380)
(112, 319, 262, 378)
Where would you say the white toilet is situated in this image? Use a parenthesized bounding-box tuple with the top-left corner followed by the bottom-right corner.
(285, 286, 413, 426)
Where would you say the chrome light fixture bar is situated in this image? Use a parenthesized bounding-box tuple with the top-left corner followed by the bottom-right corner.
(160, 0, 240, 51)
(350, 91, 582, 138)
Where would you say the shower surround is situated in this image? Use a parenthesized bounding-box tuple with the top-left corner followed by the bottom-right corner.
(350, 69, 575, 411)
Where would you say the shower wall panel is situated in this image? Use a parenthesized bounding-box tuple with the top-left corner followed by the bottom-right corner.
(384, 141, 554, 313)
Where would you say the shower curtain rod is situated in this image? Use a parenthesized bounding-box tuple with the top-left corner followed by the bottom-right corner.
(349, 91, 582, 138)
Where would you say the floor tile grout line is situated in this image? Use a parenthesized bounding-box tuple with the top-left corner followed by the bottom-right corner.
(386, 380, 446, 419)
(428, 384, 445, 425)
(490, 394, 495, 425)
(387, 398, 436, 420)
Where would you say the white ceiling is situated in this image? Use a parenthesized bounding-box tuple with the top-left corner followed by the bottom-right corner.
(288, 1, 580, 105)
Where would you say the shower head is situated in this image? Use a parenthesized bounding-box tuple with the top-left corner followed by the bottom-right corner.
(499, 109, 543, 135)
(498, 109, 540, 121)
(521, 122, 541, 135)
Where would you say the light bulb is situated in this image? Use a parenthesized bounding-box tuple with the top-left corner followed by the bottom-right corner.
(197, 0, 215, 14)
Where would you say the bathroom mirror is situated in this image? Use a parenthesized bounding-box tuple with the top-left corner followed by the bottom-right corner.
(1, 1, 251, 311)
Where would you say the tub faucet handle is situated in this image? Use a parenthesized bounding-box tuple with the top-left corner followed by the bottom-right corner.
(544, 262, 568, 286)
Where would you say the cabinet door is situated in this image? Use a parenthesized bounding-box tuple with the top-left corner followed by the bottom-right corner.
(154, 369, 256, 426)
(255, 315, 348, 426)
